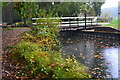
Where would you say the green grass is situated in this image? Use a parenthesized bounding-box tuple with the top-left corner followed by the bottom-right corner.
(102, 18, 119, 29)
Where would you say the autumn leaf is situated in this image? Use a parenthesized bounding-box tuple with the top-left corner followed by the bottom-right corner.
(93, 55, 99, 58)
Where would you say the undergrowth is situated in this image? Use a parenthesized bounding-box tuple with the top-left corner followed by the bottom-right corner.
(8, 10, 91, 79)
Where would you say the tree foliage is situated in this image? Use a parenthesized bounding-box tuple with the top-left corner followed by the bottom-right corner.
(13, 2, 38, 25)
(92, 2, 105, 16)
(38, 2, 105, 17)
(2, 2, 105, 25)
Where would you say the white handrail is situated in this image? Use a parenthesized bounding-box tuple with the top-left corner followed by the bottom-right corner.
(32, 17, 97, 20)
(32, 17, 98, 27)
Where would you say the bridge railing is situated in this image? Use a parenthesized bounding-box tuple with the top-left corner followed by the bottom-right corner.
(32, 17, 98, 29)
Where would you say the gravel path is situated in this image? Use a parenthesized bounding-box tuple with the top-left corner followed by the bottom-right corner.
(2, 29, 31, 48)
(2, 29, 31, 79)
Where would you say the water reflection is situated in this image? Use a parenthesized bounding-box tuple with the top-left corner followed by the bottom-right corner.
(59, 32, 120, 78)
(103, 48, 118, 78)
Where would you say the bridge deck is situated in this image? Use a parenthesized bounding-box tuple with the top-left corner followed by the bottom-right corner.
(59, 23, 109, 28)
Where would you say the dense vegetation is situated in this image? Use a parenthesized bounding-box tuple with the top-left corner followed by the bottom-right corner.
(2, 2, 105, 26)
(7, 13, 91, 79)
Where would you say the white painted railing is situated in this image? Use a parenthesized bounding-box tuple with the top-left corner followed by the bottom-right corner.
(32, 17, 97, 20)
(32, 17, 98, 27)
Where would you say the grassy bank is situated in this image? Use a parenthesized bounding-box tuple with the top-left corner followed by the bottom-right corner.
(102, 18, 119, 29)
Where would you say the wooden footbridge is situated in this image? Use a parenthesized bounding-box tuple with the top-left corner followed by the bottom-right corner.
(32, 17, 109, 31)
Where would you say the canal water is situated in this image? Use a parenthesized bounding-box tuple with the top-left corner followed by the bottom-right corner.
(59, 30, 120, 78)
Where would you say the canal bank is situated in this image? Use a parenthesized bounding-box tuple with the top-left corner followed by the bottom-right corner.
(59, 30, 120, 78)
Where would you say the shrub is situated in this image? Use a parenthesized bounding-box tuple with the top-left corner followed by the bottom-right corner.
(10, 41, 90, 79)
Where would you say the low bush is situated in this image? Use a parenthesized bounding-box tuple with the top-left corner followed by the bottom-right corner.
(10, 41, 90, 79)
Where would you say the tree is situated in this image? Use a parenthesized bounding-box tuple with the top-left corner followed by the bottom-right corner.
(92, 2, 105, 16)
(2, 2, 39, 25)
(38, 2, 93, 17)
(37, 2, 105, 17)
(2, 1, 105, 25)
(79, 2, 96, 16)
(101, 10, 111, 22)
(13, 2, 38, 26)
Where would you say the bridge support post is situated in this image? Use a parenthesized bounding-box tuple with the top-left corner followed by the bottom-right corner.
(85, 12, 86, 29)
(77, 18, 79, 27)
(69, 18, 71, 29)
(97, 18, 98, 25)
(91, 18, 92, 26)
